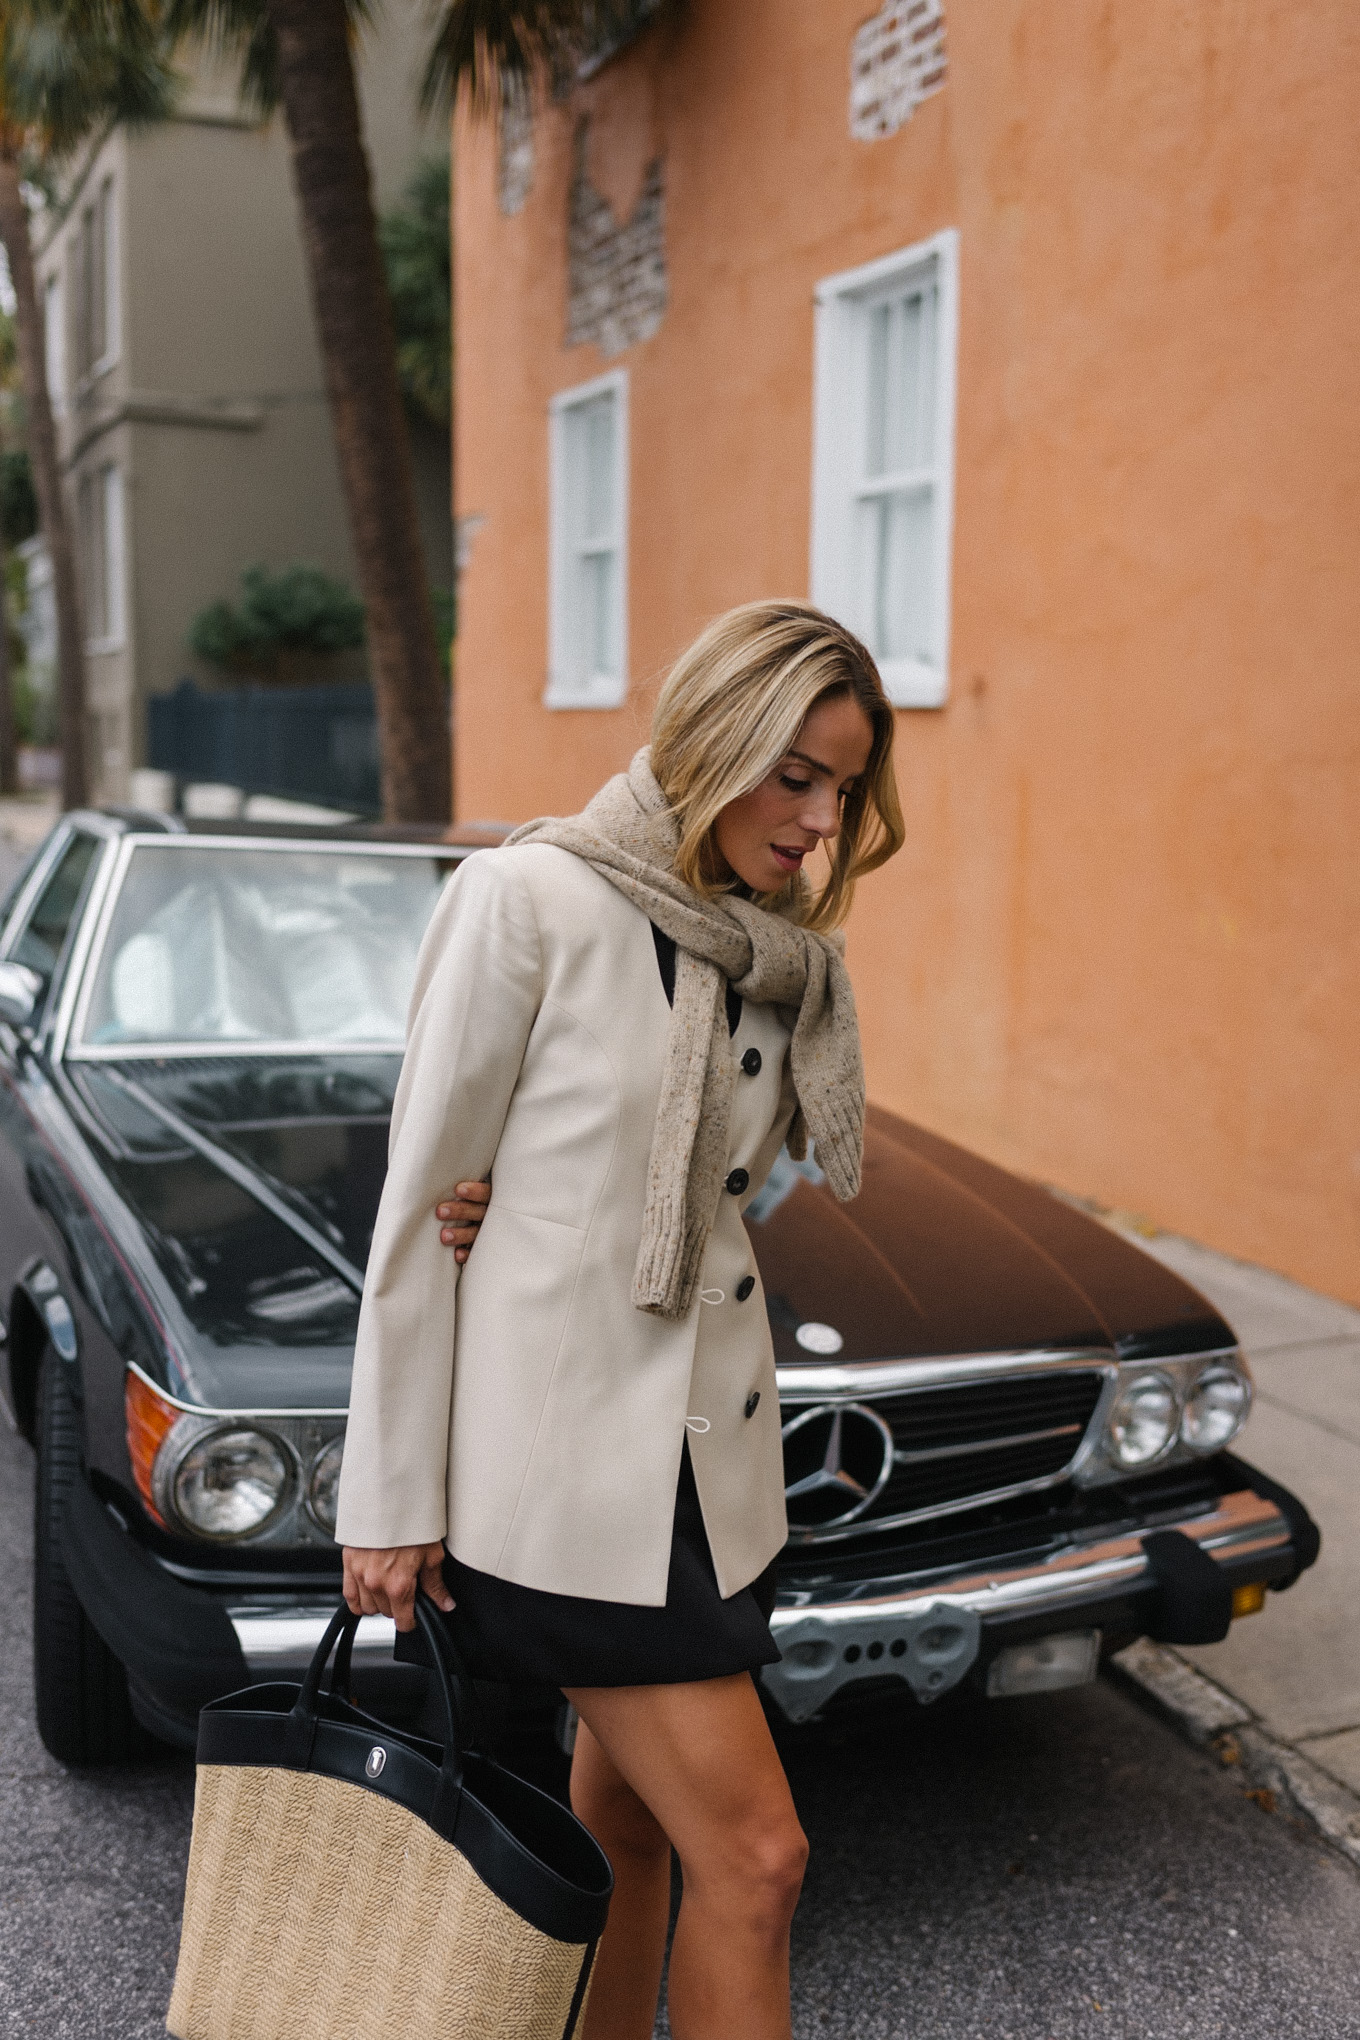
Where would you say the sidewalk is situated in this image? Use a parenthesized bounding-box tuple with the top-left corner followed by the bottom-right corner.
(1103, 1216, 1360, 1847)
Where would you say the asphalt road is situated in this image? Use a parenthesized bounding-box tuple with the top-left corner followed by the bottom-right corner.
(0, 1416, 1357, 2038)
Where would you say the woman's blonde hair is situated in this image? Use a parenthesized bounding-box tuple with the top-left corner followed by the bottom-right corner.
(649, 600, 905, 932)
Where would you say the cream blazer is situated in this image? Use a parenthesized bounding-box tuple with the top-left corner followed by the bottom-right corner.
(334, 842, 798, 1605)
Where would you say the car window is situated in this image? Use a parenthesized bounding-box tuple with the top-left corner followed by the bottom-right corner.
(0, 839, 48, 939)
(80, 844, 460, 1049)
(8, 832, 101, 1006)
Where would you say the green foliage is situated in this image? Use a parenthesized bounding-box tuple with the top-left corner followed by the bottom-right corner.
(189, 563, 366, 675)
(379, 158, 451, 429)
(0, 451, 37, 550)
(10, 663, 57, 745)
(152, 0, 664, 124)
(420, 0, 663, 113)
(7, 1, 177, 155)
(156, 0, 372, 117)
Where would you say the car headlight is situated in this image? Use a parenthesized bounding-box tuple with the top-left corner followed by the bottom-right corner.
(307, 1436, 344, 1535)
(167, 1426, 292, 1539)
(1181, 1365, 1251, 1453)
(1107, 1372, 1178, 1468)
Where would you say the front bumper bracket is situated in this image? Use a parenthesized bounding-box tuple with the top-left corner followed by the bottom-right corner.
(761, 1480, 1298, 1725)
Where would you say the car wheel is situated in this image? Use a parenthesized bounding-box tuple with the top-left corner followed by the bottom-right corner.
(33, 1347, 146, 1765)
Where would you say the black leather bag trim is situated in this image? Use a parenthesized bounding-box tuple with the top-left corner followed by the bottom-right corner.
(562, 1938, 599, 2039)
(195, 1605, 612, 1946)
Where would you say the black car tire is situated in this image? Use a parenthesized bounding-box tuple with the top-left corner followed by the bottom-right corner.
(33, 1347, 146, 1765)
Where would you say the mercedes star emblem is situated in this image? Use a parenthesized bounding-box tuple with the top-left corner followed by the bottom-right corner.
(781, 1402, 895, 1531)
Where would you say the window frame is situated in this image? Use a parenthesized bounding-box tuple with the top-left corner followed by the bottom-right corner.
(5, 827, 108, 1036)
(94, 175, 120, 377)
(546, 368, 629, 711)
(73, 175, 119, 384)
(810, 228, 959, 709)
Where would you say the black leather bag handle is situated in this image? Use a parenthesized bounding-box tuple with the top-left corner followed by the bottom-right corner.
(284, 1593, 474, 1828)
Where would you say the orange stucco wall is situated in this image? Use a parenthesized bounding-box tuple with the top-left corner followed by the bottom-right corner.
(453, 0, 1360, 1302)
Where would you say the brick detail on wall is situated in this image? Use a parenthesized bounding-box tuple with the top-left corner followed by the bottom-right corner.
(498, 93, 535, 216)
(849, 0, 947, 141)
(566, 123, 667, 357)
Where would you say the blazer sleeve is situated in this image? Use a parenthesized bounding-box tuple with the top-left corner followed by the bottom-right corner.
(334, 851, 544, 1549)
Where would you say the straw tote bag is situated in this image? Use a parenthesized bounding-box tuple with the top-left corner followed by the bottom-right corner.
(167, 1593, 613, 2040)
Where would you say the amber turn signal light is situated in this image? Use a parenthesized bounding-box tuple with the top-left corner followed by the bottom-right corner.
(125, 1367, 180, 1526)
(1231, 1581, 1267, 1619)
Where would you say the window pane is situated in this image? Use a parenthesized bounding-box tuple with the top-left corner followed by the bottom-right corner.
(11, 834, 100, 993)
(102, 466, 124, 642)
(865, 282, 937, 478)
(97, 178, 115, 363)
(856, 487, 935, 665)
(82, 848, 458, 1048)
(78, 474, 107, 641)
(581, 397, 615, 545)
(584, 550, 618, 681)
(44, 277, 64, 404)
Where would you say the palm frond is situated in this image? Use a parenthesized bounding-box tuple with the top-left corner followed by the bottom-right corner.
(157, 0, 375, 117)
(6, 1, 178, 152)
(157, 0, 278, 114)
(420, 0, 662, 116)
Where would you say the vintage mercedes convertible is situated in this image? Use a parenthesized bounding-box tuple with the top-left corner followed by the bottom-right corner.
(0, 809, 1318, 1762)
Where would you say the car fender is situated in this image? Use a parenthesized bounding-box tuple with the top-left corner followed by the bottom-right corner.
(9, 1261, 82, 1434)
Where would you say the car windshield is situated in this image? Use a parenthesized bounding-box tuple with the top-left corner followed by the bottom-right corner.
(78, 843, 459, 1050)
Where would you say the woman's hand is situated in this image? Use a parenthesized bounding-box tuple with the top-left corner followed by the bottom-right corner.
(437, 1180, 491, 1263)
(343, 1543, 454, 1631)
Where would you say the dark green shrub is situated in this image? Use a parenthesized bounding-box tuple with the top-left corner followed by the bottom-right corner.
(189, 563, 366, 676)
(0, 450, 37, 550)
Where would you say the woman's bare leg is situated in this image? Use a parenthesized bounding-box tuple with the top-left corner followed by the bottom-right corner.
(565, 1676, 807, 2040)
(569, 1719, 673, 2039)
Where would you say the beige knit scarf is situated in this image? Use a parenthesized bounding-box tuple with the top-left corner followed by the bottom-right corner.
(504, 748, 864, 1320)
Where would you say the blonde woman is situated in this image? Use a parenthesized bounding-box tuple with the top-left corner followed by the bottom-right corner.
(337, 601, 904, 2040)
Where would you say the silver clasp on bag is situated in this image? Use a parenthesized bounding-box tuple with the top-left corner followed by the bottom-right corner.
(366, 1746, 387, 1779)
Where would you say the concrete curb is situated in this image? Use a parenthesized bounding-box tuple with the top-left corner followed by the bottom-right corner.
(1109, 1639, 1360, 1872)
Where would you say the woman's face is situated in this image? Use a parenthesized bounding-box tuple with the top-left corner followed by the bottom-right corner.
(712, 692, 876, 895)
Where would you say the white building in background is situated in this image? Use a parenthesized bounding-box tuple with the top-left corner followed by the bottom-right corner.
(32, 30, 450, 803)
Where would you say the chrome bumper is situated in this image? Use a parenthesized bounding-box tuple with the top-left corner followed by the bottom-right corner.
(228, 1606, 396, 1678)
(226, 1489, 1293, 1719)
(762, 1485, 1291, 1723)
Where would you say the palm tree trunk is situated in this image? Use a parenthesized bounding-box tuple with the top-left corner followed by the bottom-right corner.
(0, 511, 15, 798)
(0, 152, 87, 811)
(263, 0, 451, 824)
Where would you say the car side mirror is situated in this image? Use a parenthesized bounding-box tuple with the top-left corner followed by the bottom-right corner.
(0, 960, 43, 1030)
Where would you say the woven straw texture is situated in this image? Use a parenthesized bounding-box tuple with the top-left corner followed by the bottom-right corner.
(167, 1766, 592, 2040)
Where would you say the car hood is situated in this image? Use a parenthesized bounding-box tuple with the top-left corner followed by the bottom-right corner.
(61, 1054, 397, 1408)
(744, 1107, 1232, 1369)
(59, 1060, 1232, 1409)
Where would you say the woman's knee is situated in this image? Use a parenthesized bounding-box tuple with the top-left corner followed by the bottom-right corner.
(687, 1812, 808, 1928)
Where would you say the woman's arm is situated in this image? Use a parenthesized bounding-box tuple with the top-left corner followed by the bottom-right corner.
(335, 852, 543, 1573)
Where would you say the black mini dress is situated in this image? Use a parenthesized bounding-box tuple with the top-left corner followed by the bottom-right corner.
(399, 927, 782, 1691)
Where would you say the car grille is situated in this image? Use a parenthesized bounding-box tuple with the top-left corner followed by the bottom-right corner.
(781, 1368, 1107, 1543)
